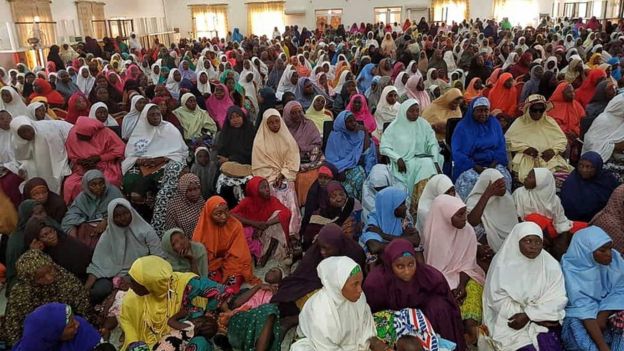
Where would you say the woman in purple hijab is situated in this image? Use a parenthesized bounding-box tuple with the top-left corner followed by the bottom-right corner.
(363, 239, 467, 350)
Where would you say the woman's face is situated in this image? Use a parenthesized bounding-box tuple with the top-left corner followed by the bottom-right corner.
(153, 66, 160, 75)
(32, 204, 47, 218)
(211, 203, 229, 226)
(229, 112, 244, 128)
(345, 115, 358, 131)
(215, 85, 225, 99)
(170, 231, 191, 255)
(394, 203, 407, 218)
(351, 97, 362, 112)
(134, 98, 147, 112)
(88, 177, 106, 197)
(75, 97, 87, 110)
(329, 189, 347, 208)
(448, 97, 463, 111)
(430, 69, 438, 80)
(577, 159, 597, 180)
(185, 96, 197, 110)
(303, 81, 314, 95)
(1, 90, 12, 103)
(147, 106, 162, 126)
(524, 170, 537, 189)
(38, 225, 59, 247)
(30, 185, 48, 203)
(519, 234, 543, 259)
(96, 88, 109, 102)
(406, 103, 419, 121)
(267, 115, 281, 133)
(594, 242, 614, 265)
(186, 182, 202, 203)
(226, 78, 235, 92)
(605, 83, 617, 100)
(290, 72, 299, 85)
(173, 71, 182, 82)
(392, 255, 416, 282)
(108, 74, 118, 85)
(319, 74, 327, 86)
(345, 72, 354, 81)
(474, 79, 483, 90)
(317, 173, 332, 187)
(451, 207, 467, 229)
(503, 78, 513, 89)
(113, 205, 132, 227)
(95, 107, 108, 122)
(289, 105, 304, 124)
(199, 73, 208, 84)
(34, 264, 56, 286)
(60, 314, 80, 341)
(258, 180, 271, 199)
(313, 97, 325, 111)
(341, 271, 363, 303)
(529, 103, 545, 121)
(473, 106, 489, 123)
(0, 111, 11, 130)
(386, 91, 398, 105)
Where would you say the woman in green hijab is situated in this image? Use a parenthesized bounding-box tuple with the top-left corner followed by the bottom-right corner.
(161, 227, 208, 276)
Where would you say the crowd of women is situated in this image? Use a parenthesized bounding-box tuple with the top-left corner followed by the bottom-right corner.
(0, 13, 624, 351)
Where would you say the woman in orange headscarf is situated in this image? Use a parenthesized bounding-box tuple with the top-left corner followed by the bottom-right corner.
(548, 82, 585, 138)
(575, 68, 607, 107)
(489, 72, 518, 117)
(290, 56, 310, 78)
(463, 77, 484, 104)
(192, 196, 260, 290)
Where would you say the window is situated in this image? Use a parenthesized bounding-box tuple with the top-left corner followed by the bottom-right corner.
(76, 1, 106, 39)
(432, 0, 467, 24)
(10, 0, 57, 48)
(315, 9, 343, 32)
(374, 7, 402, 25)
(494, 0, 539, 26)
(561, 1, 600, 18)
(191, 5, 229, 39)
(247, 1, 285, 37)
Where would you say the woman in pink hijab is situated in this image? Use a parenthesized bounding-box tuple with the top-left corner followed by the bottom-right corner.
(205, 83, 234, 129)
(405, 71, 431, 110)
(345, 94, 377, 135)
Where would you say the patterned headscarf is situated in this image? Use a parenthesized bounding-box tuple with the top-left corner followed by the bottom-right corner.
(164, 173, 204, 237)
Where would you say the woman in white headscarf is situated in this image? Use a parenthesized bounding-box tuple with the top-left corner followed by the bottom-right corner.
(150, 62, 162, 85)
(291, 256, 378, 351)
(196, 71, 211, 96)
(121, 95, 147, 140)
(276, 65, 297, 100)
(415, 174, 455, 234)
(443, 50, 458, 72)
(393, 71, 408, 97)
(238, 60, 260, 112)
(165, 68, 182, 100)
(76, 66, 95, 96)
(27, 102, 50, 121)
(502, 52, 519, 71)
(483, 222, 567, 351)
(373, 86, 400, 139)
(89, 102, 119, 128)
(0, 86, 28, 117)
(9, 116, 72, 193)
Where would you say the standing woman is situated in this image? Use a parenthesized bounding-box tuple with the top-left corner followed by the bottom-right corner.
(252, 108, 302, 238)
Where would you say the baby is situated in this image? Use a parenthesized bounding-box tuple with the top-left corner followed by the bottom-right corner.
(395, 335, 424, 351)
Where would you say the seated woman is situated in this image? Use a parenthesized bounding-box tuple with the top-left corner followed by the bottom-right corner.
(364, 239, 467, 350)
(373, 86, 400, 139)
(120, 94, 148, 141)
(305, 95, 332, 134)
(381, 99, 441, 197)
(161, 228, 208, 276)
(85, 198, 164, 303)
(164, 173, 204, 236)
(122, 103, 188, 218)
(205, 83, 234, 129)
(421, 195, 486, 339)
(173, 93, 217, 142)
(465, 169, 518, 252)
(421, 87, 463, 141)
(451, 97, 511, 200)
(23, 177, 67, 223)
(360, 186, 416, 255)
(560, 226, 624, 351)
(13, 302, 101, 351)
(215, 106, 255, 207)
(325, 110, 377, 200)
(193, 196, 260, 291)
(61, 170, 123, 249)
(416, 174, 455, 234)
(483, 222, 567, 351)
(362, 163, 402, 222)
(582, 94, 624, 183)
(590, 185, 624, 253)
(284, 101, 324, 205)
(231, 176, 291, 267)
(63, 117, 124, 205)
(88, 102, 121, 137)
(346, 93, 377, 136)
(252, 109, 302, 238)
(513, 168, 587, 258)
(560, 151, 619, 222)
(4, 249, 92, 347)
(292, 256, 393, 351)
(505, 94, 572, 182)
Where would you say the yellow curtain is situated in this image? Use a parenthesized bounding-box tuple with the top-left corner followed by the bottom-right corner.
(247, 1, 285, 37)
(9, 0, 56, 48)
(75, 1, 106, 39)
(190, 4, 229, 39)
(431, 0, 469, 23)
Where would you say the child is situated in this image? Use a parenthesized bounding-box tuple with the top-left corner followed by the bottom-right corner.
(98, 276, 130, 342)
(396, 335, 424, 351)
(191, 146, 217, 199)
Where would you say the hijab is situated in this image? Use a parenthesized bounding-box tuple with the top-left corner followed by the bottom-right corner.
(305, 95, 332, 132)
(576, 69, 607, 107)
(366, 186, 407, 237)
(164, 173, 204, 236)
(346, 94, 377, 134)
(582, 94, 624, 162)
(405, 71, 431, 110)
(283, 100, 322, 154)
(0, 86, 28, 117)
(591, 185, 624, 253)
(416, 174, 454, 234)
(325, 111, 365, 173)
(88, 102, 118, 127)
(173, 92, 217, 140)
(422, 87, 463, 140)
(374, 86, 400, 133)
(205, 83, 234, 129)
(252, 108, 300, 182)
(121, 95, 145, 140)
(161, 228, 208, 276)
(217, 106, 255, 164)
(190, 147, 216, 199)
(64, 92, 91, 125)
(548, 82, 585, 136)
(29, 78, 64, 106)
(488, 72, 518, 116)
(165, 68, 181, 100)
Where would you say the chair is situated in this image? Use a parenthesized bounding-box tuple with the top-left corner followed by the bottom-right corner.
(322, 120, 334, 153)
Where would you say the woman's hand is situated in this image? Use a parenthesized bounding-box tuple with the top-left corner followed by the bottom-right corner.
(217, 155, 228, 165)
(484, 178, 506, 197)
(30, 239, 45, 250)
(507, 313, 530, 330)
(523, 147, 539, 158)
(273, 174, 285, 188)
(94, 219, 107, 234)
(190, 316, 218, 338)
(452, 285, 467, 304)
(397, 158, 407, 173)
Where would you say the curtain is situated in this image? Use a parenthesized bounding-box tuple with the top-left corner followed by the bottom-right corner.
(247, 1, 285, 37)
(9, 0, 56, 48)
(493, 0, 538, 26)
(432, 0, 469, 23)
(75, 1, 106, 39)
(190, 4, 229, 39)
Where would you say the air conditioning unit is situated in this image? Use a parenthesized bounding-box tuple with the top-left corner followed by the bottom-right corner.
(285, 9, 305, 16)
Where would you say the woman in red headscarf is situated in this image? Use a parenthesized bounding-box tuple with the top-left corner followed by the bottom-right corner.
(64, 92, 91, 124)
(508, 52, 533, 78)
(548, 82, 585, 138)
(29, 78, 65, 107)
(575, 68, 607, 107)
(489, 72, 518, 117)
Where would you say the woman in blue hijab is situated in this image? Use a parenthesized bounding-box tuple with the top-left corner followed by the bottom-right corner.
(608, 57, 622, 81)
(561, 226, 624, 351)
(13, 302, 100, 351)
(560, 151, 620, 222)
(232, 28, 243, 43)
(451, 96, 510, 200)
(356, 63, 376, 94)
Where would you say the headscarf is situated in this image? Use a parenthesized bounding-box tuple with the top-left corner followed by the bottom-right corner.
(165, 68, 181, 100)
(591, 185, 624, 253)
(416, 174, 454, 233)
(276, 66, 297, 98)
(27, 101, 50, 121)
(356, 63, 376, 93)
(488, 72, 518, 116)
(463, 77, 483, 103)
(422, 87, 463, 140)
(365, 186, 407, 238)
(120, 95, 145, 140)
(576, 69, 607, 107)
(205, 83, 233, 129)
(373, 86, 400, 134)
(421, 194, 486, 288)
(483, 222, 567, 351)
(305, 95, 332, 133)
(196, 71, 211, 95)
(583, 80, 614, 135)
(562, 226, 624, 319)
(64, 92, 91, 124)
(367, 76, 392, 113)
(325, 111, 365, 173)
(217, 106, 255, 164)
(22, 178, 67, 223)
(88, 101, 118, 127)
(29, 78, 65, 105)
(164, 173, 204, 236)
(582, 94, 624, 162)
(173, 93, 217, 140)
(405, 71, 431, 109)
(546, 82, 584, 137)
(346, 93, 376, 134)
(252, 108, 300, 182)
(294, 77, 322, 110)
(231, 176, 291, 235)
(519, 65, 543, 103)
(283, 100, 322, 154)
(161, 228, 208, 276)
(0, 86, 28, 117)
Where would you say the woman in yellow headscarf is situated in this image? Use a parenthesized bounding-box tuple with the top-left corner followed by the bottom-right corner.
(421, 87, 464, 141)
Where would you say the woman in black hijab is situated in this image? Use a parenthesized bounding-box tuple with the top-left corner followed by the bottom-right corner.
(46, 45, 66, 70)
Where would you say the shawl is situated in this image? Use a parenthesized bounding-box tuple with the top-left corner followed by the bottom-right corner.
(294, 77, 321, 110)
(54, 73, 79, 100)
(483, 222, 567, 351)
(512, 168, 573, 234)
(561, 151, 619, 222)
(548, 82, 585, 136)
(64, 92, 91, 125)
(87, 198, 164, 279)
(205, 83, 234, 129)
(29, 78, 64, 105)
(26, 101, 49, 121)
(276, 67, 297, 98)
(305, 95, 332, 133)
(164, 173, 204, 236)
(416, 174, 454, 233)
(161, 228, 208, 276)
(582, 94, 624, 162)
(10, 117, 72, 194)
(373, 86, 400, 135)
(0, 86, 28, 117)
(422, 87, 463, 140)
(346, 93, 377, 134)
(120, 256, 197, 349)
(292, 256, 375, 351)
(217, 106, 255, 164)
(325, 111, 365, 173)
(13, 302, 100, 351)
(252, 108, 300, 182)
(465, 169, 519, 252)
(576, 69, 607, 107)
(123, 104, 188, 173)
(191, 196, 260, 284)
(61, 169, 123, 232)
(463, 77, 483, 103)
(451, 97, 508, 180)
(405, 71, 431, 110)
(421, 194, 486, 288)
(231, 176, 291, 235)
(271, 223, 366, 304)
(365, 186, 407, 238)
(88, 102, 118, 127)
(283, 101, 322, 154)
(190, 147, 216, 199)
(356, 63, 376, 94)
(173, 93, 217, 140)
(488, 72, 518, 116)
(519, 65, 543, 103)
(561, 226, 624, 319)
(121, 95, 145, 140)
(591, 185, 624, 253)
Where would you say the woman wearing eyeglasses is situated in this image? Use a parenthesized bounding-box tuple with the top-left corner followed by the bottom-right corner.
(505, 94, 573, 183)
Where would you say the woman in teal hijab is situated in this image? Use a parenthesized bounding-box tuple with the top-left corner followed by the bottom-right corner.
(161, 228, 208, 276)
